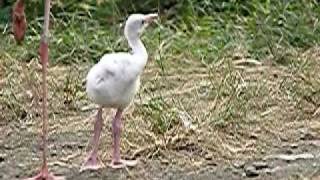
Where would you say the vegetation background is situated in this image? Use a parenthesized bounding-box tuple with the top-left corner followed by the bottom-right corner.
(0, 0, 320, 179)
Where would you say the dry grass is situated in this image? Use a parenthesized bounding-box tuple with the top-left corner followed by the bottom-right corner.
(1, 44, 319, 171)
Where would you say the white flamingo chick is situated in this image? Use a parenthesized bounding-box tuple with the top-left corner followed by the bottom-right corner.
(81, 13, 158, 170)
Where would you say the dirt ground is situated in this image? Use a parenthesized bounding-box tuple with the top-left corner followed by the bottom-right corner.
(1, 47, 320, 180)
(0, 121, 320, 180)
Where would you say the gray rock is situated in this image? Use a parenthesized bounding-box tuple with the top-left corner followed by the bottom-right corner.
(300, 130, 317, 140)
(233, 160, 245, 169)
(0, 154, 4, 163)
(264, 166, 281, 174)
(264, 153, 314, 162)
(289, 143, 299, 149)
(245, 166, 259, 177)
(309, 140, 320, 147)
(252, 161, 268, 170)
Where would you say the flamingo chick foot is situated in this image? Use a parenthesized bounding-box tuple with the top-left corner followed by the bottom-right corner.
(109, 159, 138, 169)
(24, 172, 65, 180)
(80, 155, 104, 172)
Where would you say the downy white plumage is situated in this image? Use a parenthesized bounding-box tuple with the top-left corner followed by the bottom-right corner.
(82, 13, 158, 170)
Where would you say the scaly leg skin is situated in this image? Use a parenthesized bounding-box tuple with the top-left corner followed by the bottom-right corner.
(24, 165, 65, 180)
(109, 109, 138, 169)
(24, 173, 65, 180)
(80, 107, 104, 172)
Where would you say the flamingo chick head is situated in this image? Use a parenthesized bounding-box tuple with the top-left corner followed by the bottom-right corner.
(124, 13, 158, 39)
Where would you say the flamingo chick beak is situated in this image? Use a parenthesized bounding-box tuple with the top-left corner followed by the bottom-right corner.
(144, 13, 158, 24)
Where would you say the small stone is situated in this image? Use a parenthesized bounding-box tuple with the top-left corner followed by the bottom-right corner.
(77, 144, 86, 149)
(62, 143, 73, 149)
(17, 163, 25, 168)
(233, 161, 245, 169)
(245, 166, 259, 177)
(284, 149, 294, 154)
(26, 90, 33, 99)
(160, 159, 169, 165)
(289, 143, 298, 149)
(252, 161, 268, 170)
(206, 160, 217, 166)
(310, 140, 320, 147)
(204, 153, 213, 160)
(50, 150, 58, 157)
(300, 131, 316, 140)
(280, 136, 289, 142)
(249, 133, 258, 139)
(264, 166, 281, 174)
(232, 168, 241, 175)
(3, 144, 12, 150)
(0, 154, 5, 163)
(313, 163, 317, 167)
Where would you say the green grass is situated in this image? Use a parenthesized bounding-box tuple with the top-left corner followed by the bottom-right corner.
(1, 1, 319, 65)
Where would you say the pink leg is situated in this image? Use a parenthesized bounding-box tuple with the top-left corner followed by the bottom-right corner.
(109, 109, 137, 169)
(80, 107, 104, 172)
(24, 164, 65, 180)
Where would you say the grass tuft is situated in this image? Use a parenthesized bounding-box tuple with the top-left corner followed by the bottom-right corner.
(0, 1, 320, 175)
